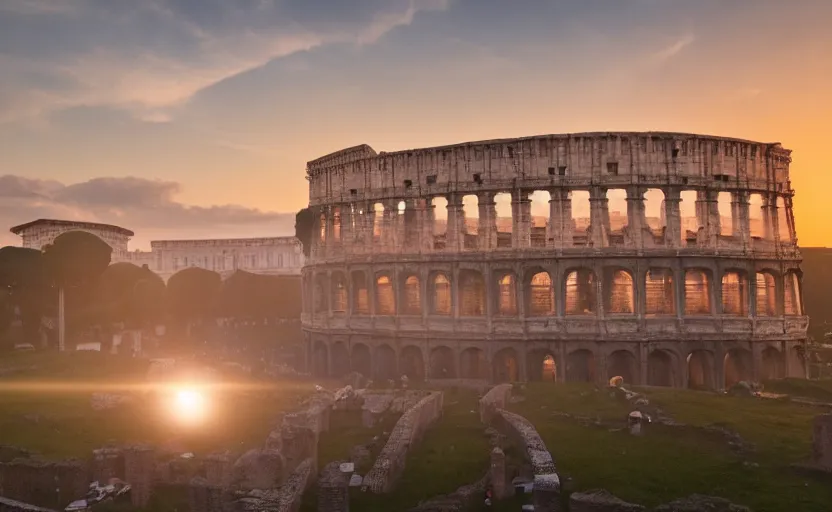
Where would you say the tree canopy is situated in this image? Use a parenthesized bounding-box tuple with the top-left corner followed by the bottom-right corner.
(217, 270, 301, 319)
(166, 267, 222, 323)
(42, 231, 112, 288)
(295, 207, 314, 257)
(95, 262, 166, 328)
(0, 247, 48, 342)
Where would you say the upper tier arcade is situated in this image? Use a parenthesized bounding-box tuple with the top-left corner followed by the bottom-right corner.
(305, 132, 799, 262)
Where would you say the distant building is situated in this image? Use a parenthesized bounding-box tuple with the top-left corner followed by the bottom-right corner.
(149, 237, 304, 281)
(9, 218, 304, 281)
(10, 218, 134, 260)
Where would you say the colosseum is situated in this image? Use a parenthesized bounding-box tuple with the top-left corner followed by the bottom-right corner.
(300, 132, 808, 390)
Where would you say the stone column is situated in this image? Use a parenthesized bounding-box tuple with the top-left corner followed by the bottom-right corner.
(588, 187, 609, 248)
(318, 461, 350, 512)
(382, 200, 399, 252)
(418, 198, 435, 253)
(767, 193, 781, 246)
(625, 186, 646, 249)
(813, 414, 832, 469)
(188, 477, 226, 512)
(512, 190, 531, 249)
(548, 189, 573, 248)
(663, 187, 682, 248)
(478, 192, 497, 250)
(731, 191, 750, 248)
(694, 189, 720, 246)
(364, 202, 376, 254)
(784, 194, 798, 243)
(446, 194, 465, 252)
(490, 447, 507, 500)
(340, 204, 353, 253)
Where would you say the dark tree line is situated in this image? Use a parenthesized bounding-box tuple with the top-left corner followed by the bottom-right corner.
(0, 231, 302, 349)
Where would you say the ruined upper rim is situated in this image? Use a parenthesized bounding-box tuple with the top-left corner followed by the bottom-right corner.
(306, 131, 791, 172)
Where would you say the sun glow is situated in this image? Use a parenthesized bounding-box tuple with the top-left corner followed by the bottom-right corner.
(169, 386, 209, 424)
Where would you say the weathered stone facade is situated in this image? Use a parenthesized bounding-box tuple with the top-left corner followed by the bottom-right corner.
(362, 392, 443, 493)
(302, 133, 808, 390)
(0, 459, 87, 509)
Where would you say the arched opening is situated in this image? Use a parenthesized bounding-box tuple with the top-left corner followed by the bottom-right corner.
(755, 271, 777, 316)
(375, 344, 398, 381)
(430, 273, 452, 316)
(645, 268, 676, 315)
(375, 275, 395, 315)
(351, 271, 369, 315)
(723, 348, 752, 388)
(332, 207, 342, 242)
(566, 349, 595, 382)
(459, 347, 489, 380)
(528, 271, 554, 316)
(459, 270, 486, 316)
(319, 212, 327, 242)
(496, 273, 518, 315)
(721, 271, 748, 316)
(400, 346, 425, 381)
(604, 269, 634, 314)
(312, 340, 328, 377)
(314, 274, 328, 314)
(330, 342, 350, 378)
(784, 272, 802, 315)
(351, 343, 372, 377)
(330, 273, 348, 313)
(686, 350, 715, 390)
(429, 346, 456, 379)
(492, 348, 519, 383)
(761, 346, 784, 380)
(402, 275, 421, 315)
(527, 350, 558, 382)
(607, 350, 637, 385)
(684, 269, 712, 315)
(565, 269, 597, 315)
(647, 350, 676, 387)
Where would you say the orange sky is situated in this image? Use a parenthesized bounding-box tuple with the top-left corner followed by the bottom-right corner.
(0, 0, 830, 248)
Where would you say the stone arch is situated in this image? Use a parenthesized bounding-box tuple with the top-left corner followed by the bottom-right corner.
(375, 344, 398, 381)
(375, 274, 395, 315)
(760, 346, 784, 380)
(723, 348, 752, 388)
(686, 350, 715, 390)
(351, 343, 372, 377)
(606, 350, 638, 385)
(684, 269, 712, 315)
(604, 268, 635, 315)
(527, 270, 554, 316)
(527, 350, 558, 382)
(351, 270, 370, 314)
(783, 271, 803, 315)
(429, 272, 452, 316)
(495, 271, 518, 316)
(644, 268, 676, 315)
(459, 347, 489, 380)
(459, 270, 486, 316)
(401, 274, 421, 315)
(647, 350, 677, 387)
(313, 274, 328, 314)
(492, 348, 519, 383)
(755, 271, 777, 317)
(400, 346, 425, 381)
(330, 272, 348, 313)
(566, 349, 595, 382)
(312, 340, 328, 377)
(564, 268, 597, 315)
(721, 270, 748, 316)
(330, 342, 350, 378)
(429, 346, 456, 379)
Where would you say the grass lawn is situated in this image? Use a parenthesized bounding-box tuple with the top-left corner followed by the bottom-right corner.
(509, 382, 832, 512)
(762, 377, 832, 403)
(350, 388, 492, 511)
(0, 350, 317, 459)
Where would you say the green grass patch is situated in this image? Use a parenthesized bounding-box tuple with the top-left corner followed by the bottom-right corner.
(510, 383, 832, 512)
(762, 378, 832, 403)
(351, 388, 491, 510)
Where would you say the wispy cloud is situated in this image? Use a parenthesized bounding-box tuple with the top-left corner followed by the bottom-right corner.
(0, 0, 451, 124)
(652, 34, 695, 62)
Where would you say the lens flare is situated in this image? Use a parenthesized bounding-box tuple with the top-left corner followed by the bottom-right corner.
(169, 386, 208, 424)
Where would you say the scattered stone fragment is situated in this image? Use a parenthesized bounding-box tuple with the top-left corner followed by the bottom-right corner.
(652, 494, 751, 512)
(570, 489, 645, 512)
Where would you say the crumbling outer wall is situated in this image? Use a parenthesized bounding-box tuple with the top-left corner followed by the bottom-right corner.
(362, 392, 444, 493)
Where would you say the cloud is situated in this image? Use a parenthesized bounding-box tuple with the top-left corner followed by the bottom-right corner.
(652, 34, 695, 62)
(0, 175, 296, 249)
(0, 0, 450, 124)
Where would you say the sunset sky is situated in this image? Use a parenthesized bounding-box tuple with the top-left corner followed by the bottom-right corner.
(1, 0, 830, 249)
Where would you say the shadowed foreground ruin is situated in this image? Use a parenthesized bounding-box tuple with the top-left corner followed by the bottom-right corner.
(302, 132, 808, 390)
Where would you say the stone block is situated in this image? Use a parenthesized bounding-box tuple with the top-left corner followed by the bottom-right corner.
(232, 448, 286, 491)
(124, 445, 155, 508)
(489, 448, 506, 500)
(569, 489, 644, 512)
(812, 414, 832, 469)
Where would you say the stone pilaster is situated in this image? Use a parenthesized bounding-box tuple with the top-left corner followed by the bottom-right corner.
(663, 187, 682, 248)
(626, 187, 646, 248)
(548, 189, 573, 248)
(589, 187, 609, 248)
(478, 192, 497, 250)
(512, 190, 531, 249)
(731, 191, 750, 248)
(446, 194, 465, 252)
(364, 202, 376, 254)
(694, 189, 720, 245)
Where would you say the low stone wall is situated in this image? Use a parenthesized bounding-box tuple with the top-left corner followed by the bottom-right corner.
(478, 383, 512, 424)
(407, 473, 489, 512)
(0, 497, 57, 512)
(362, 392, 444, 493)
(0, 459, 88, 509)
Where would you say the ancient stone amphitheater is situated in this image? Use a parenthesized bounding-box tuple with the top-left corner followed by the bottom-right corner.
(301, 132, 808, 390)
